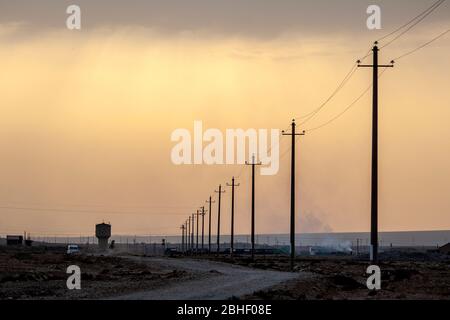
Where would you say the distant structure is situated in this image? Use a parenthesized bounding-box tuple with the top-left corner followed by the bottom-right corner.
(6, 235, 23, 246)
(438, 243, 450, 255)
(95, 223, 111, 251)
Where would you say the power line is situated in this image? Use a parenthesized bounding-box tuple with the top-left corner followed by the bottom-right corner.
(358, 46, 377, 62)
(379, 0, 446, 49)
(0, 201, 196, 210)
(176, 7, 448, 250)
(0, 205, 190, 216)
(294, 64, 358, 126)
(292, 1, 446, 127)
(305, 68, 389, 133)
(295, 45, 373, 124)
(392, 27, 450, 61)
(377, 0, 445, 42)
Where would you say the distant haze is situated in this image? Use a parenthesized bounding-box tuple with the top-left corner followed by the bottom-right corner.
(0, 0, 450, 237)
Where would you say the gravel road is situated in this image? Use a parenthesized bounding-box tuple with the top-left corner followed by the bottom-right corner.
(109, 257, 305, 300)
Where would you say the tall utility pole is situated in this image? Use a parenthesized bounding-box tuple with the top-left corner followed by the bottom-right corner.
(245, 154, 262, 260)
(187, 217, 191, 252)
(195, 210, 200, 252)
(358, 42, 393, 263)
(215, 185, 225, 253)
(206, 197, 215, 253)
(191, 213, 195, 252)
(226, 176, 240, 256)
(180, 224, 186, 252)
(282, 119, 305, 270)
(185, 221, 188, 252)
(200, 206, 206, 251)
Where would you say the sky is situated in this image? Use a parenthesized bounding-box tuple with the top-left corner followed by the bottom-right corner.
(0, 0, 449, 237)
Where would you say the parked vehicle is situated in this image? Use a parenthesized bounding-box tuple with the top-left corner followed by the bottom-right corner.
(67, 244, 80, 254)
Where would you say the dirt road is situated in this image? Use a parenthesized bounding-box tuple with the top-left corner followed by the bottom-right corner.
(110, 257, 305, 300)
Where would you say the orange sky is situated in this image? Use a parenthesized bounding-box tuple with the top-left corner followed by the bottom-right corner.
(1, 1, 450, 236)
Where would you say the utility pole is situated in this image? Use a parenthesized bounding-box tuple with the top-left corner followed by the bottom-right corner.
(358, 42, 393, 263)
(226, 176, 240, 256)
(245, 154, 262, 260)
(185, 221, 188, 252)
(215, 185, 225, 253)
(180, 224, 185, 252)
(200, 206, 206, 251)
(191, 213, 195, 252)
(195, 210, 200, 253)
(206, 196, 215, 253)
(187, 217, 191, 252)
(282, 119, 305, 270)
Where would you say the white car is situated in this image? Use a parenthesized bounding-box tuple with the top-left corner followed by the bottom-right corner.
(67, 244, 80, 254)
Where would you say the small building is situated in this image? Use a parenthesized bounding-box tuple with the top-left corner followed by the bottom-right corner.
(438, 243, 450, 254)
(6, 235, 23, 245)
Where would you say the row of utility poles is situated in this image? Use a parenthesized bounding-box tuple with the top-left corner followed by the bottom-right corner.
(180, 43, 388, 266)
(179, 120, 301, 269)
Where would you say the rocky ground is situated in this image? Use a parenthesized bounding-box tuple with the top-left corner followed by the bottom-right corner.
(1, 246, 448, 300)
(200, 251, 450, 300)
(112, 256, 301, 300)
(0, 246, 200, 300)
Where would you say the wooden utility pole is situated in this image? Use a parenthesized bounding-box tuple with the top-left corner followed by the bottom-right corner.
(180, 224, 186, 252)
(358, 42, 393, 263)
(282, 119, 305, 270)
(195, 210, 201, 253)
(245, 154, 262, 260)
(191, 213, 195, 252)
(226, 177, 240, 256)
(188, 218, 192, 252)
(206, 196, 215, 253)
(215, 185, 225, 253)
(200, 206, 206, 251)
(187, 217, 191, 252)
(185, 221, 188, 252)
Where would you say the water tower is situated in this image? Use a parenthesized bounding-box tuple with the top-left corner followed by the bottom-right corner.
(95, 222, 111, 251)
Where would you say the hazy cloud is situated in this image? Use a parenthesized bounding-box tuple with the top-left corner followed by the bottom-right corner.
(1, 0, 448, 39)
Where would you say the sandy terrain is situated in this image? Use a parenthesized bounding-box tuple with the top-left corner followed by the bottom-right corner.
(202, 253, 450, 300)
(0, 247, 302, 300)
(1, 246, 448, 300)
(0, 247, 200, 300)
(112, 256, 303, 300)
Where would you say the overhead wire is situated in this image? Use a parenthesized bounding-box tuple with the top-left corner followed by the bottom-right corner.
(392, 27, 450, 61)
(379, 0, 446, 49)
(305, 68, 389, 133)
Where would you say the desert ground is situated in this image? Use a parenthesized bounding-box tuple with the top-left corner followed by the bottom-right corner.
(0, 245, 448, 300)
